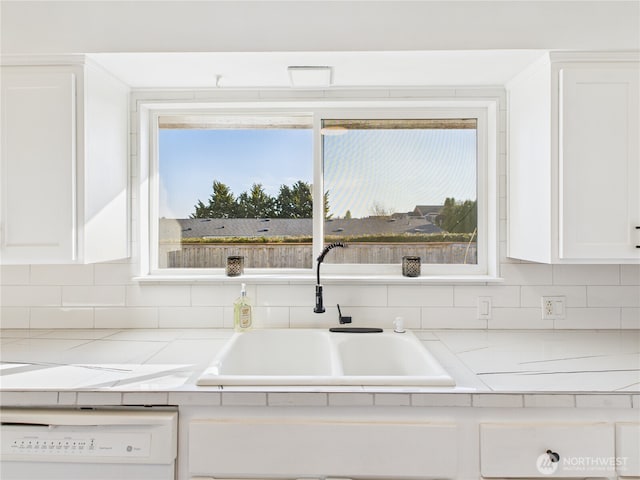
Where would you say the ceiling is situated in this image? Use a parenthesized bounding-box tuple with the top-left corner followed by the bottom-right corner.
(89, 50, 547, 89)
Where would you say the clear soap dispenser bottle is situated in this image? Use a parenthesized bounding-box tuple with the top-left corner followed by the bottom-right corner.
(233, 283, 253, 332)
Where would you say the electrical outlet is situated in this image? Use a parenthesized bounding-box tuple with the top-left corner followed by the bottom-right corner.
(477, 296, 492, 320)
(541, 296, 566, 320)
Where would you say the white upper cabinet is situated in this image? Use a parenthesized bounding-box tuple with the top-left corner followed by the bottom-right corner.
(0, 60, 129, 264)
(508, 52, 640, 264)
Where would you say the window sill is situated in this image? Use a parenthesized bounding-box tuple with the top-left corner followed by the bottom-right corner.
(133, 273, 504, 285)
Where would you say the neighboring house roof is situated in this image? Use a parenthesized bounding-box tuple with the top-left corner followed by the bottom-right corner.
(413, 205, 444, 216)
(160, 215, 442, 240)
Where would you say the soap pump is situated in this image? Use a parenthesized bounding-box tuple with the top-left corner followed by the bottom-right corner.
(233, 283, 253, 332)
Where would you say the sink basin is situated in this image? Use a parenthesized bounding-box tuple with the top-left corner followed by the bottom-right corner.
(197, 329, 454, 387)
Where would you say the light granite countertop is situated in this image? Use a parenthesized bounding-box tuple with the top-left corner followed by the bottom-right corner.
(1, 329, 639, 408)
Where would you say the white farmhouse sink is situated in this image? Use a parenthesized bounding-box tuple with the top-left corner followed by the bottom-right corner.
(197, 329, 454, 387)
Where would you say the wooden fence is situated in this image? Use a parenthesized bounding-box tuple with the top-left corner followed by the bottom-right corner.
(163, 242, 477, 268)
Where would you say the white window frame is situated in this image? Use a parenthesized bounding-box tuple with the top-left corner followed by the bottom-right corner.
(138, 99, 498, 281)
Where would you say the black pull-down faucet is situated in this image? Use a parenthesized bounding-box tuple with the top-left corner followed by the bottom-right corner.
(314, 242, 346, 313)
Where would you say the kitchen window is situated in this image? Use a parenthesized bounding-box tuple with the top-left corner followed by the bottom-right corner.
(142, 102, 497, 279)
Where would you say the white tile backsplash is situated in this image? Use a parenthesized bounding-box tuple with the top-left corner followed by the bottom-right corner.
(31, 265, 94, 285)
(63, 286, 125, 307)
(30, 307, 94, 329)
(0, 88, 636, 331)
(587, 286, 640, 308)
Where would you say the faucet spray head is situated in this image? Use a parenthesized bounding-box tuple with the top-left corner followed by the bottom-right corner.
(314, 285, 325, 313)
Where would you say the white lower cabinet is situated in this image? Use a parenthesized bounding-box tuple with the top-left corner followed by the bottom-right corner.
(188, 418, 458, 479)
(617, 423, 640, 478)
(480, 423, 615, 478)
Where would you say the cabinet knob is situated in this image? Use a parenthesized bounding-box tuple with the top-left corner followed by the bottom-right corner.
(546, 449, 560, 463)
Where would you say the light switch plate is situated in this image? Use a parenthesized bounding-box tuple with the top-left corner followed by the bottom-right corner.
(477, 296, 492, 320)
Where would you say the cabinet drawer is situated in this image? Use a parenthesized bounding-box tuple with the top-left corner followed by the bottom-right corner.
(617, 423, 640, 477)
(480, 423, 614, 478)
(189, 418, 457, 479)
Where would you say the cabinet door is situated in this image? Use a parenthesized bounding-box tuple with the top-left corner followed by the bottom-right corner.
(617, 423, 640, 477)
(190, 418, 458, 478)
(480, 422, 614, 478)
(1, 69, 77, 263)
(559, 66, 640, 260)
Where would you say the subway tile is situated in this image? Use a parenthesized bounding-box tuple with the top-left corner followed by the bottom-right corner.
(575, 395, 631, 409)
(500, 264, 552, 285)
(558, 308, 621, 329)
(0, 265, 30, 285)
(421, 307, 486, 329)
(289, 306, 338, 328)
(94, 263, 137, 285)
(158, 306, 224, 328)
(1, 286, 61, 307)
(632, 395, 640, 408)
(57, 392, 77, 405)
(324, 285, 388, 308)
(374, 393, 411, 406)
(489, 308, 553, 329)
(411, 393, 472, 407)
(122, 392, 169, 406)
(125, 284, 190, 306)
(256, 284, 310, 307)
(63, 286, 125, 307)
(76, 392, 122, 406)
(328, 393, 373, 406)
(472, 394, 523, 407)
(252, 306, 290, 329)
(388, 285, 454, 307)
(0, 391, 59, 406)
(192, 284, 256, 306)
(268, 393, 328, 406)
(553, 265, 620, 285)
(95, 307, 158, 328)
(454, 285, 519, 308)
(0, 307, 30, 328)
(521, 286, 587, 308)
(167, 392, 221, 405)
(30, 308, 94, 329)
(523, 394, 575, 408)
(587, 286, 640, 308)
(30, 264, 94, 285)
(621, 265, 640, 285)
(621, 308, 640, 329)
(221, 392, 267, 406)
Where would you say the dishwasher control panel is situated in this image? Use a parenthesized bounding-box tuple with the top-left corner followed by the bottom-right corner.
(1, 427, 151, 458)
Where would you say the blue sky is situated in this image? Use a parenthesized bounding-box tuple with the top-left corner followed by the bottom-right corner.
(159, 129, 312, 218)
(159, 128, 476, 219)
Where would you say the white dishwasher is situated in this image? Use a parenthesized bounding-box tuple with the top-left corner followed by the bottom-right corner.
(0, 408, 177, 480)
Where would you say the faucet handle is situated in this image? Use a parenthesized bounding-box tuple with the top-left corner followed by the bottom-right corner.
(393, 316, 406, 333)
(337, 304, 352, 324)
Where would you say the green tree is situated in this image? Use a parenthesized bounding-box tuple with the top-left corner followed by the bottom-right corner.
(236, 183, 276, 218)
(273, 181, 313, 219)
(191, 199, 210, 219)
(437, 197, 477, 233)
(344, 209, 352, 219)
(193, 180, 237, 218)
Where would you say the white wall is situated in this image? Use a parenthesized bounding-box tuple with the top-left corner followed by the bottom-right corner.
(0, 1, 639, 330)
(1, 1, 639, 54)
